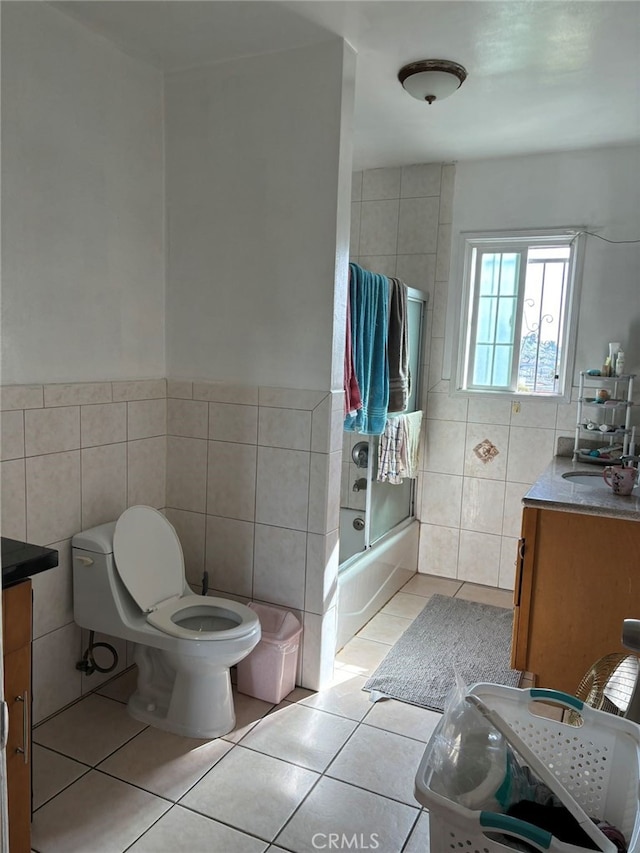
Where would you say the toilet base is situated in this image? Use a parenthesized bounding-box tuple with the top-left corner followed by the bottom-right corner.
(129, 644, 237, 739)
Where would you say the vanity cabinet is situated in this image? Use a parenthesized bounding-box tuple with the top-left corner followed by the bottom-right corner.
(3, 579, 32, 853)
(511, 507, 640, 695)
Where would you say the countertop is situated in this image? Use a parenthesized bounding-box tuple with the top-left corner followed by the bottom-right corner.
(523, 456, 640, 520)
(2, 537, 59, 588)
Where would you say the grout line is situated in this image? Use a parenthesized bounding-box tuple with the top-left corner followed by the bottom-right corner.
(92, 765, 177, 804)
(31, 761, 92, 814)
(120, 803, 176, 853)
(32, 584, 446, 851)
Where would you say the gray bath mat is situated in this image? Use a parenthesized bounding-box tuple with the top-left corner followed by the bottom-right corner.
(364, 594, 522, 712)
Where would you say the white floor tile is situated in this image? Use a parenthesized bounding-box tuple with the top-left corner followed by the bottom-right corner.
(404, 810, 431, 852)
(283, 686, 315, 702)
(128, 804, 268, 853)
(32, 745, 89, 810)
(326, 724, 425, 805)
(238, 702, 357, 772)
(275, 776, 418, 853)
(33, 694, 147, 766)
(364, 699, 441, 742)
(357, 612, 412, 645)
(98, 726, 232, 800)
(180, 745, 318, 841)
(95, 666, 138, 704)
(455, 582, 514, 608)
(222, 689, 275, 743)
(380, 592, 430, 620)
(335, 636, 389, 677)
(401, 574, 462, 597)
(31, 770, 170, 853)
(26, 580, 472, 853)
(297, 674, 372, 721)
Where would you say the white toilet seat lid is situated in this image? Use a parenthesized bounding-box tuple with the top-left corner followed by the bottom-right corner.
(113, 506, 184, 612)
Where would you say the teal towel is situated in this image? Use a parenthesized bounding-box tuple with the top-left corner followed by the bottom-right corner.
(344, 263, 389, 435)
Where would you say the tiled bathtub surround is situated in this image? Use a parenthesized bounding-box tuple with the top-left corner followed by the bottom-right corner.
(419, 386, 583, 590)
(0, 379, 168, 723)
(0, 376, 343, 721)
(350, 163, 581, 591)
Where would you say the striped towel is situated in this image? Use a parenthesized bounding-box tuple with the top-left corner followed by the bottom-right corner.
(377, 411, 423, 484)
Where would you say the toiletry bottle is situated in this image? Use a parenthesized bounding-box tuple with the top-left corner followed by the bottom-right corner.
(608, 342, 621, 376)
(616, 349, 625, 376)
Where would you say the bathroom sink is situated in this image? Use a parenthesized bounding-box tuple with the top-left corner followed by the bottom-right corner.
(561, 471, 637, 490)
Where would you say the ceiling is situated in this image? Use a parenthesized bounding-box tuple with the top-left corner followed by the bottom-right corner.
(54, 1, 640, 170)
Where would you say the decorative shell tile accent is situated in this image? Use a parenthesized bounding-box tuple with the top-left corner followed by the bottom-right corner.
(474, 438, 499, 464)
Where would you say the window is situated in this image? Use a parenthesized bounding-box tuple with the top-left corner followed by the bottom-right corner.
(455, 229, 584, 400)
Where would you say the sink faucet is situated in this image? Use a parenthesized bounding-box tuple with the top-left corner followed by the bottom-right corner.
(620, 455, 640, 469)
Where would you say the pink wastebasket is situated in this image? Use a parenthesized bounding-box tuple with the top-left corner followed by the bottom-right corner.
(236, 603, 302, 704)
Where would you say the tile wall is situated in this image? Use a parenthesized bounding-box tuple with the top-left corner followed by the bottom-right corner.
(1, 376, 344, 721)
(164, 380, 344, 694)
(0, 379, 167, 723)
(419, 393, 579, 589)
(346, 162, 452, 513)
(349, 163, 579, 590)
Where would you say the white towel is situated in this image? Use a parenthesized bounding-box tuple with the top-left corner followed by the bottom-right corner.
(403, 410, 423, 478)
(377, 411, 423, 484)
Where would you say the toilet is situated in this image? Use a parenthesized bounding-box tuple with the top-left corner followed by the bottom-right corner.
(71, 505, 261, 738)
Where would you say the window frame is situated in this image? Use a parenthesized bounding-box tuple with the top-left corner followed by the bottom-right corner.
(452, 228, 586, 404)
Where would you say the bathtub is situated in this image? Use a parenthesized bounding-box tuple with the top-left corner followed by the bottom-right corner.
(336, 516, 418, 650)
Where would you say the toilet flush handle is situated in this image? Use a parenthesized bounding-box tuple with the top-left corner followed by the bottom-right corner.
(74, 555, 94, 567)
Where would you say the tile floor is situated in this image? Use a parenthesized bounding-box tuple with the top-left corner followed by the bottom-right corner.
(30, 576, 515, 853)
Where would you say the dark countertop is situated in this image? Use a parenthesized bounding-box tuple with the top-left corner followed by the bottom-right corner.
(2, 537, 59, 589)
(523, 456, 640, 520)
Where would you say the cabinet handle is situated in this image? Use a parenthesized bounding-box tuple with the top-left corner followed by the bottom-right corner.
(514, 538, 526, 607)
(0, 701, 8, 752)
(15, 691, 28, 765)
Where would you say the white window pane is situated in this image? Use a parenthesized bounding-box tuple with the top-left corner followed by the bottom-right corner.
(473, 345, 492, 385)
(479, 254, 500, 295)
(498, 254, 520, 296)
(477, 297, 497, 342)
(528, 246, 570, 262)
(496, 297, 517, 344)
(493, 345, 513, 387)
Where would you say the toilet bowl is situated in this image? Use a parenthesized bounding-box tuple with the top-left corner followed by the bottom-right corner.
(72, 506, 261, 738)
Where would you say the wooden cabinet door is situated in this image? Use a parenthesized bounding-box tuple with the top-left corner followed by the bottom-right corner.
(517, 508, 640, 694)
(2, 580, 32, 853)
(3, 645, 30, 853)
(511, 508, 538, 673)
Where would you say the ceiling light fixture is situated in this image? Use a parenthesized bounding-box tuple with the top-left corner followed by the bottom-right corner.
(398, 59, 467, 104)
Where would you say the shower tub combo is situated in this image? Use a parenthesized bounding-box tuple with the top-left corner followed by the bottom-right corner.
(337, 288, 426, 649)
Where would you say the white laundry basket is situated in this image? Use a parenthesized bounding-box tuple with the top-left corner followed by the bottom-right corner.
(414, 684, 640, 852)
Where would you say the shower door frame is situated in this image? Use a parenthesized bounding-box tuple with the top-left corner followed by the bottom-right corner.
(340, 286, 428, 569)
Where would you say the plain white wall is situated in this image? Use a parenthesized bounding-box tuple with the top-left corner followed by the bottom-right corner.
(165, 39, 354, 391)
(445, 144, 640, 383)
(1, 3, 165, 384)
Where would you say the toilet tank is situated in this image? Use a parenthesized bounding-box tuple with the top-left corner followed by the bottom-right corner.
(73, 521, 116, 556)
(72, 521, 136, 636)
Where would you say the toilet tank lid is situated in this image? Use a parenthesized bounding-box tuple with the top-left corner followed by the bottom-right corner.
(72, 522, 116, 554)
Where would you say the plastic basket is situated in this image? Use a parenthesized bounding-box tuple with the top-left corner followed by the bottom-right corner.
(414, 684, 640, 852)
